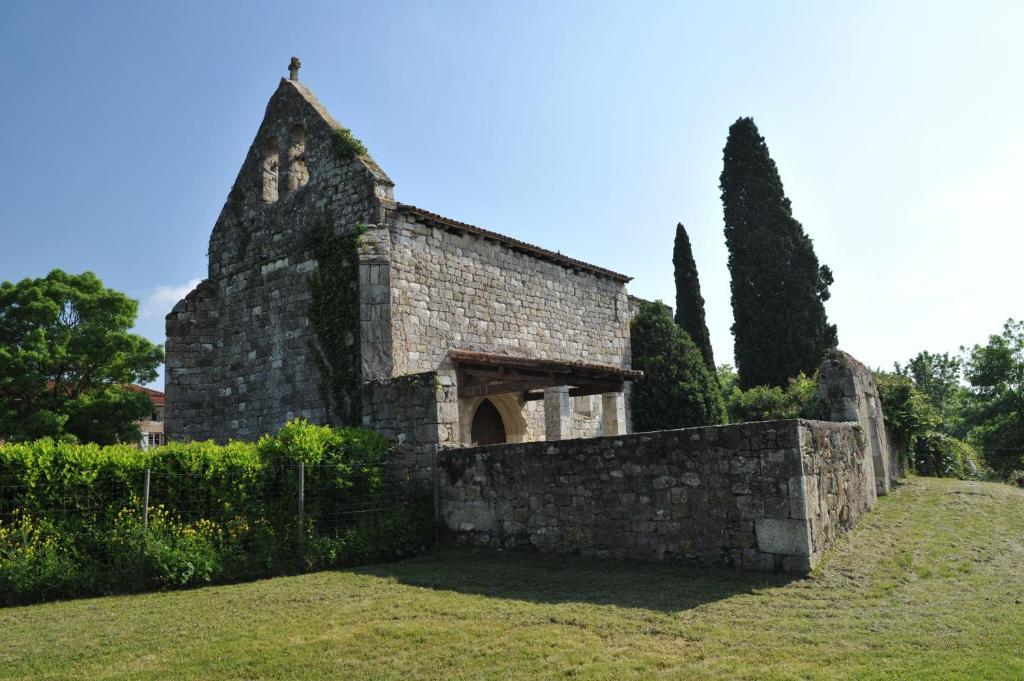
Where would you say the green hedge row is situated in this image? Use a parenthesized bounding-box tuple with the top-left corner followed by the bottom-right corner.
(0, 420, 433, 605)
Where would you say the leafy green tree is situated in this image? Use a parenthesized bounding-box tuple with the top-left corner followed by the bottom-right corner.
(716, 363, 739, 396)
(630, 301, 725, 431)
(0, 270, 163, 444)
(962, 319, 1024, 475)
(673, 223, 715, 371)
(720, 117, 837, 389)
(875, 372, 940, 469)
(894, 351, 966, 436)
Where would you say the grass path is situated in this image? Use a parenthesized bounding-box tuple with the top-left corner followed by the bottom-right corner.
(2, 476, 1022, 680)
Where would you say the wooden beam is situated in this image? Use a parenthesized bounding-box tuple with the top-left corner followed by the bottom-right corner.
(568, 383, 622, 397)
(522, 383, 622, 401)
(460, 367, 551, 380)
(460, 378, 568, 399)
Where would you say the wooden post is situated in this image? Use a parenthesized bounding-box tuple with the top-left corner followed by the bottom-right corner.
(142, 468, 151, 529)
(297, 461, 305, 559)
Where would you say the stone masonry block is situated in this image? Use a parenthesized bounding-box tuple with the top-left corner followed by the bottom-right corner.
(754, 518, 812, 557)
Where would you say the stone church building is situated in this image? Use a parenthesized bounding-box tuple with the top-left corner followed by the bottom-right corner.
(165, 62, 894, 572)
(165, 61, 640, 452)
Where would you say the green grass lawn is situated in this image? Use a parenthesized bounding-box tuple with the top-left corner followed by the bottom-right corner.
(2, 476, 1022, 680)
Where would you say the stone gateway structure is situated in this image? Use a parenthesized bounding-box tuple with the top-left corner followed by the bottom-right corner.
(165, 62, 638, 468)
(166, 62, 896, 572)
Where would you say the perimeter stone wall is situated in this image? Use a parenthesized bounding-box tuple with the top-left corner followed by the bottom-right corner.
(440, 419, 875, 573)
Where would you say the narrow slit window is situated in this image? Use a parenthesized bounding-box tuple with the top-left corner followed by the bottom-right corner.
(286, 124, 308, 191)
(262, 137, 279, 203)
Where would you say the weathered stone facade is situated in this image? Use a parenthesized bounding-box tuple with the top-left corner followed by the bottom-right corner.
(387, 210, 631, 374)
(361, 371, 457, 484)
(165, 77, 394, 441)
(165, 67, 635, 453)
(440, 419, 875, 573)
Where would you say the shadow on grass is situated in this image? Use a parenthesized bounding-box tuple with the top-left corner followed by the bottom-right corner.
(354, 547, 801, 613)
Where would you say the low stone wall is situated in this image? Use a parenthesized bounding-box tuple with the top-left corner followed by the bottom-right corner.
(799, 421, 877, 559)
(440, 419, 874, 573)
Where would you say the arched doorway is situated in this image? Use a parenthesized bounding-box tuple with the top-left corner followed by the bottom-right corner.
(470, 398, 507, 445)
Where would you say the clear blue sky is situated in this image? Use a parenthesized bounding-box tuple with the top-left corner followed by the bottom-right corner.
(2, 1, 1021, 388)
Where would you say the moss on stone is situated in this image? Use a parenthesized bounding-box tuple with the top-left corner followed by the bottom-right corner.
(330, 127, 368, 161)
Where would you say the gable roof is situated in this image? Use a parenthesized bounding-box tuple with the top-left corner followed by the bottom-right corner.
(282, 71, 631, 284)
(396, 204, 632, 283)
(280, 79, 393, 186)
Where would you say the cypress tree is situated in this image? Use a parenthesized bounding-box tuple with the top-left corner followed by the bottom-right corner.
(673, 222, 715, 371)
(629, 301, 725, 431)
(720, 117, 837, 389)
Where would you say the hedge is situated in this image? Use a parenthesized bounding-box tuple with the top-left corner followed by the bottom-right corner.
(0, 420, 432, 605)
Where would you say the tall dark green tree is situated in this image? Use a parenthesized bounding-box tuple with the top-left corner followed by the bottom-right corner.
(629, 301, 725, 432)
(720, 117, 837, 389)
(673, 223, 715, 371)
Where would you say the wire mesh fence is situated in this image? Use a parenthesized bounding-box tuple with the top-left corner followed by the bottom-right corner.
(0, 459, 434, 603)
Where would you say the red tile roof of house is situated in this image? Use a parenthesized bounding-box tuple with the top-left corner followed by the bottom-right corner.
(126, 385, 165, 407)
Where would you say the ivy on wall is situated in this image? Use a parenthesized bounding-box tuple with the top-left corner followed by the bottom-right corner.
(306, 218, 367, 425)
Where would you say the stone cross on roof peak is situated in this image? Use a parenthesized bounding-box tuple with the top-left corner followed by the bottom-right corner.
(288, 57, 301, 81)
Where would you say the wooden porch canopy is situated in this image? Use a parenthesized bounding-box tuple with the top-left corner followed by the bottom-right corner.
(449, 349, 642, 400)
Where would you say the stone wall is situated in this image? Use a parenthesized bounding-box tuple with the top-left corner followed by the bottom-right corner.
(387, 210, 632, 376)
(819, 351, 898, 494)
(362, 371, 459, 485)
(440, 419, 874, 573)
(798, 421, 877, 559)
(165, 78, 394, 442)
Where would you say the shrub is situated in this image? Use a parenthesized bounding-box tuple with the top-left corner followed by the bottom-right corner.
(914, 432, 984, 480)
(304, 497, 434, 570)
(0, 419, 432, 604)
(0, 512, 86, 605)
(723, 371, 824, 423)
(108, 506, 221, 589)
(875, 373, 938, 452)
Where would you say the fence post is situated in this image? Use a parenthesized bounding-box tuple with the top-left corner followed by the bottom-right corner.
(142, 468, 151, 529)
(432, 444, 440, 520)
(297, 461, 305, 560)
